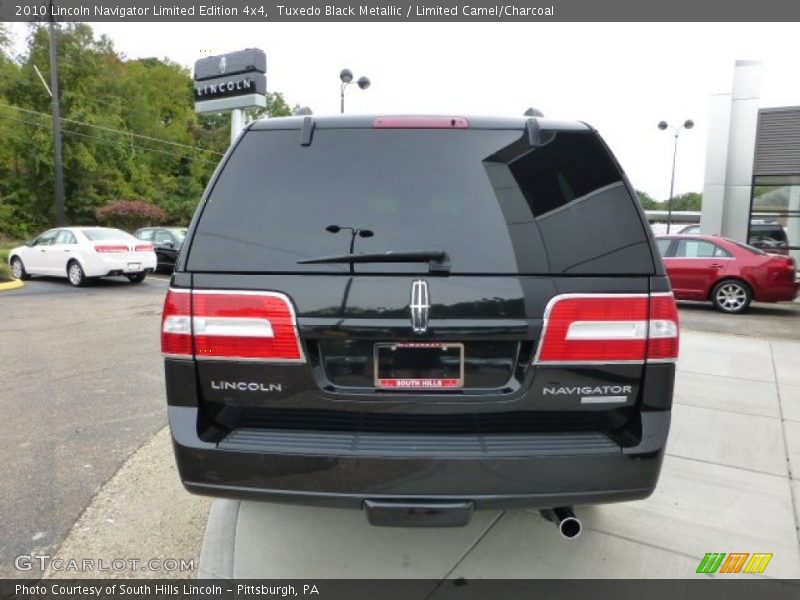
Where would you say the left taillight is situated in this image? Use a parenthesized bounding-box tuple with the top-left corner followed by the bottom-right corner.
(535, 293, 679, 364)
(161, 289, 305, 362)
(161, 289, 192, 357)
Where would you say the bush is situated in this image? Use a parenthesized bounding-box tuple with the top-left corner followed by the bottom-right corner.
(0, 203, 30, 239)
(95, 200, 168, 231)
(0, 262, 13, 282)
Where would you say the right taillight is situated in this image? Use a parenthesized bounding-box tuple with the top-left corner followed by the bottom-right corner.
(535, 293, 679, 365)
(160, 289, 305, 362)
(647, 293, 680, 362)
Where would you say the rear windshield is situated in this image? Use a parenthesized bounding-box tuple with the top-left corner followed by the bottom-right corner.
(188, 127, 651, 274)
(81, 228, 134, 241)
(731, 240, 768, 256)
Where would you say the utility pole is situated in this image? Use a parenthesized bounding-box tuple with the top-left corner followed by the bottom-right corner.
(48, 0, 65, 226)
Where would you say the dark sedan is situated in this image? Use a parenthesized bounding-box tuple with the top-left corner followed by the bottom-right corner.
(134, 227, 187, 272)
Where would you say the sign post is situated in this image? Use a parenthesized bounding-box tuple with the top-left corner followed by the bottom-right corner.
(230, 109, 244, 145)
(194, 49, 267, 144)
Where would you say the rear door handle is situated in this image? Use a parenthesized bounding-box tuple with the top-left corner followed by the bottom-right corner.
(710, 263, 723, 268)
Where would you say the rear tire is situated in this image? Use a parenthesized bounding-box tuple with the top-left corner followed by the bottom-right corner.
(711, 279, 752, 314)
(10, 257, 30, 280)
(67, 260, 86, 287)
(126, 272, 146, 284)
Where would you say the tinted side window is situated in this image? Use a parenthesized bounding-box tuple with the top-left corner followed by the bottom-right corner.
(714, 245, 732, 258)
(137, 230, 154, 241)
(675, 240, 730, 258)
(35, 231, 58, 246)
(54, 231, 76, 245)
(508, 132, 621, 217)
(154, 230, 173, 244)
(656, 239, 672, 257)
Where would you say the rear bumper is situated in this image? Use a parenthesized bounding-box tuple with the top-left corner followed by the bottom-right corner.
(754, 280, 798, 302)
(168, 405, 669, 510)
(82, 253, 158, 277)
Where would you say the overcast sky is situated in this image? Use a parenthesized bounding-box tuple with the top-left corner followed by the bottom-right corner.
(8, 22, 800, 198)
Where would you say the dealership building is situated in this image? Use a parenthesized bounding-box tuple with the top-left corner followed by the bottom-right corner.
(701, 60, 800, 263)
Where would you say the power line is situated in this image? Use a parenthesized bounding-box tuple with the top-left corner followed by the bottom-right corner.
(0, 112, 219, 165)
(0, 101, 225, 156)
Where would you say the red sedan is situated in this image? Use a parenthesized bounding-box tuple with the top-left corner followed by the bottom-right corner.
(656, 234, 797, 314)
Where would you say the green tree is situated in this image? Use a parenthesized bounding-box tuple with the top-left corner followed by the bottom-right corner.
(0, 23, 296, 237)
(636, 190, 661, 210)
(669, 192, 702, 211)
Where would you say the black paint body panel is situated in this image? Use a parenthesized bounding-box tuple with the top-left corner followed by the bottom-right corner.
(164, 116, 676, 517)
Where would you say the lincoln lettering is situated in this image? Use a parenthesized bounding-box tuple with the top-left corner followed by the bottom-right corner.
(195, 78, 253, 98)
(211, 381, 282, 392)
(543, 385, 632, 396)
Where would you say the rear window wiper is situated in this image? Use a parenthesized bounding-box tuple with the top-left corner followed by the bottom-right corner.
(298, 250, 450, 274)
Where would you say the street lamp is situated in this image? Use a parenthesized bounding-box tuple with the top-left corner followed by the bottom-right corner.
(658, 119, 694, 233)
(326, 224, 373, 253)
(326, 224, 374, 274)
(340, 68, 370, 114)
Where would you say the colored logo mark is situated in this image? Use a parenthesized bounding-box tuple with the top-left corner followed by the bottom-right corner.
(696, 552, 772, 574)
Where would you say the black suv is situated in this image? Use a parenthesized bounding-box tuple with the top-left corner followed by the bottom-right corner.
(749, 222, 790, 255)
(162, 115, 678, 530)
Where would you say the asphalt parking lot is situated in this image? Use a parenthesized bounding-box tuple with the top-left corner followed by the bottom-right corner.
(677, 299, 800, 341)
(2, 276, 799, 580)
(0, 274, 171, 578)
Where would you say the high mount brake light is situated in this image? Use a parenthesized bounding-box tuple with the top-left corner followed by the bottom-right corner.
(535, 293, 679, 364)
(372, 116, 469, 129)
(161, 289, 305, 362)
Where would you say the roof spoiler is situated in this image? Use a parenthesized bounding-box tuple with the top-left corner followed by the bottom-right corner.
(523, 108, 562, 148)
(300, 116, 315, 146)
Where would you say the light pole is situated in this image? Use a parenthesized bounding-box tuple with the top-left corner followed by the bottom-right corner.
(326, 225, 374, 313)
(658, 119, 694, 233)
(326, 224, 373, 254)
(339, 68, 370, 114)
(48, 0, 65, 226)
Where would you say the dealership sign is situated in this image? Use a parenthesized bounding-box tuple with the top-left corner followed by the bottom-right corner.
(194, 48, 266, 113)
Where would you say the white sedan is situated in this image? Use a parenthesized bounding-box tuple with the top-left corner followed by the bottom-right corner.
(8, 227, 158, 287)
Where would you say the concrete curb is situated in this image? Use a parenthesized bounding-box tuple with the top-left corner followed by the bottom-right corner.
(42, 427, 211, 579)
(198, 500, 240, 579)
(0, 279, 23, 291)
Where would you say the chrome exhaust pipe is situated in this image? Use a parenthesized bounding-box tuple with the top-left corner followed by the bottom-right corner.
(541, 507, 582, 539)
